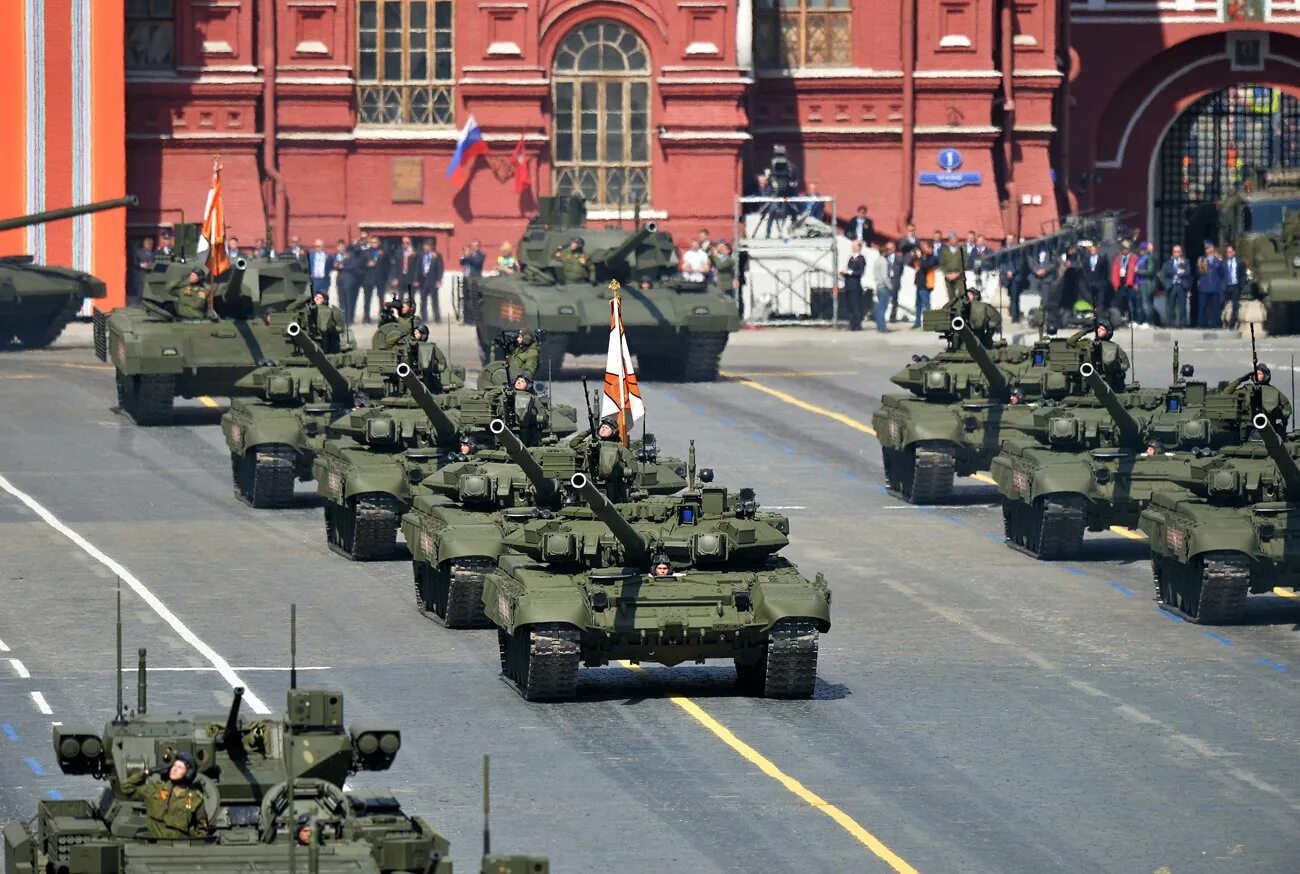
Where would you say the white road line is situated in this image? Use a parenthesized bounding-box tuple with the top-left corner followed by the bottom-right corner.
(30, 692, 52, 715)
(0, 639, 9, 652)
(9, 659, 30, 678)
(123, 666, 330, 673)
(0, 474, 271, 715)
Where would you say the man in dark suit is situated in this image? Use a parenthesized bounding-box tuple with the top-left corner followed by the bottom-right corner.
(839, 239, 866, 331)
(332, 239, 359, 324)
(999, 234, 1025, 323)
(1222, 244, 1246, 329)
(1197, 242, 1226, 328)
(306, 239, 331, 297)
(359, 235, 383, 324)
(883, 241, 905, 323)
(800, 182, 826, 223)
(1083, 243, 1111, 311)
(285, 236, 307, 267)
(847, 205, 874, 245)
(416, 238, 445, 324)
(898, 223, 919, 255)
(1163, 244, 1192, 328)
(155, 230, 176, 261)
(130, 237, 155, 303)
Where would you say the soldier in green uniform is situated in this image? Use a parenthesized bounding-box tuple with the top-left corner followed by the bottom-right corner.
(938, 232, 968, 300)
(301, 290, 346, 352)
(553, 238, 593, 283)
(507, 329, 540, 380)
(1226, 361, 1292, 431)
(170, 269, 211, 320)
(952, 286, 1002, 347)
(711, 241, 736, 293)
(1066, 318, 1129, 390)
(375, 298, 416, 349)
(118, 752, 210, 839)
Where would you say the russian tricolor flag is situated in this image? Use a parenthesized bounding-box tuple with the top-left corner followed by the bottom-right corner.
(447, 115, 489, 191)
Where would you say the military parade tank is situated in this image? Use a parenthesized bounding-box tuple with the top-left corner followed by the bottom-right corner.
(1138, 414, 1300, 623)
(95, 230, 325, 425)
(462, 195, 741, 380)
(482, 469, 831, 701)
(403, 418, 688, 628)
(1, 638, 546, 874)
(315, 363, 579, 560)
(1221, 167, 1300, 334)
(0, 197, 136, 349)
(991, 358, 1262, 559)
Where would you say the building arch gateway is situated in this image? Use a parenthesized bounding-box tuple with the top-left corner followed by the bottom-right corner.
(550, 19, 652, 209)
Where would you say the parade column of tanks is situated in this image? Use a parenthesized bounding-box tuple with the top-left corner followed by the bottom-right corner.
(461, 195, 741, 380)
(0, 197, 136, 349)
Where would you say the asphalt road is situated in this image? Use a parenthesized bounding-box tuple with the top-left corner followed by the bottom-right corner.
(1, 322, 1298, 873)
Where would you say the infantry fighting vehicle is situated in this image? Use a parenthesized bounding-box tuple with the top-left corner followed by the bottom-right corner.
(403, 418, 688, 628)
(872, 309, 1126, 503)
(1138, 414, 1300, 623)
(482, 469, 831, 700)
(95, 233, 323, 425)
(222, 322, 464, 508)
(0, 197, 135, 349)
(462, 195, 740, 380)
(1, 631, 546, 873)
(1221, 167, 1300, 334)
(315, 363, 578, 560)
(992, 358, 1264, 559)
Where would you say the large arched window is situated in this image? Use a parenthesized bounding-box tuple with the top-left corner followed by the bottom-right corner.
(552, 21, 651, 208)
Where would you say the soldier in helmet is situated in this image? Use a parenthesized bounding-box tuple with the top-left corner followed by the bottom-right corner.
(553, 237, 593, 283)
(375, 298, 416, 350)
(169, 269, 211, 320)
(301, 288, 345, 352)
(508, 328, 540, 380)
(1067, 316, 1130, 390)
(597, 415, 619, 442)
(1227, 361, 1292, 430)
(119, 752, 210, 839)
(444, 434, 478, 464)
(650, 554, 673, 577)
(953, 283, 1002, 347)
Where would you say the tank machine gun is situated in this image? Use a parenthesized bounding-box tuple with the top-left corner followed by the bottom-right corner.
(1, 196, 136, 348)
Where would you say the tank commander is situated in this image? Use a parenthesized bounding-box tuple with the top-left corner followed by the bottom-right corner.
(650, 555, 674, 578)
(1226, 362, 1292, 431)
(951, 286, 1001, 347)
(169, 269, 212, 320)
(294, 815, 315, 846)
(118, 752, 210, 839)
(444, 434, 478, 464)
(507, 329, 540, 380)
(375, 298, 416, 349)
(1068, 317, 1129, 390)
(553, 237, 594, 283)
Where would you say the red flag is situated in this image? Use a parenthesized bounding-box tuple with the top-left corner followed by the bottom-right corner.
(196, 157, 230, 277)
(512, 135, 530, 195)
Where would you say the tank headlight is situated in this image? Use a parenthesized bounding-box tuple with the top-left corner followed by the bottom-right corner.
(559, 305, 576, 314)
(1292, 255, 1300, 269)
(693, 306, 710, 315)
(161, 347, 178, 356)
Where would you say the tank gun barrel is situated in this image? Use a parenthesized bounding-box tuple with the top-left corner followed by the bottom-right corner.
(287, 322, 353, 404)
(396, 362, 460, 445)
(1080, 362, 1143, 447)
(950, 316, 1009, 399)
(569, 472, 649, 561)
(221, 257, 250, 305)
(596, 221, 657, 268)
(489, 418, 557, 502)
(217, 686, 244, 753)
(0, 195, 138, 232)
(1253, 413, 1300, 498)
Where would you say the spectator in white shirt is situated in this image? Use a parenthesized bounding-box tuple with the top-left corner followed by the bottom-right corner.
(681, 241, 710, 281)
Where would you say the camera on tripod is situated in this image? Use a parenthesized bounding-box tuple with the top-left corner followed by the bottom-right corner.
(768, 145, 800, 197)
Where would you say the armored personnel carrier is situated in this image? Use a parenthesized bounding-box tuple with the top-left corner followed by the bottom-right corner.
(482, 469, 831, 700)
(1220, 167, 1300, 334)
(1138, 414, 1300, 623)
(1, 645, 546, 874)
(315, 363, 578, 560)
(0, 197, 135, 348)
(462, 195, 740, 380)
(403, 418, 688, 628)
(94, 227, 326, 424)
(992, 359, 1266, 559)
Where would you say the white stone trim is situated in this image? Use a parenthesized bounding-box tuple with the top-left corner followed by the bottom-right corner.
(276, 76, 354, 85)
(459, 76, 548, 85)
(656, 76, 752, 85)
(914, 124, 1001, 134)
(461, 65, 544, 72)
(294, 40, 329, 55)
(202, 40, 234, 54)
(661, 65, 744, 72)
(126, 132, 265, 140)
(756, 67, 903, 79)
(913, 69, 1000, 78)
(1013, 124, 1058, 133)
(587, 209, 668, 220)
(177, 64, 259, 73)
(658, 130, 752, 141)
(128, 72, 262, 85)
(359, 221, 456, 231)
(277, 131, 356, 140)
(939, 35, 972, 48)
(1014, 68, 1064, 78)
(1013, 35, 1038, 46)
(686, 41, 720, 55)
(487, 41, 523, 56)
(277, 64, 352, 71)
(751, 124, 903, 134)
(1071, 15, 1218, 22)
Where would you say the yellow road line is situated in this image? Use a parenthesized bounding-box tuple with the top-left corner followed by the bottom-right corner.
(722, 370, 858, 378)
(619, 661, 917, 873)
(1108, 525, 1146, 541)
(720, 372, 876, 436)
(1274, 588, 1298, 600)
(971, 473, 997, 485)
(197, 396, 220, 409)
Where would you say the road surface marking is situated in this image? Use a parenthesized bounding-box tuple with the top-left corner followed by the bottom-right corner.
(30, 692, 52, 715)
(197, 395, 221, 408)
(1108, 525, 1146, 541)
(25, 757, 46, 776)
(1274, 588, 1297, 600)
(123, 665, 330, 672)
(0, 474, 270, 715)
(723, 370, 857, 378)
(720, 373, 877, 436)
(0, 638, 9, 652)
(618, 662, 917, 873)
(971, 473, 997, 485)
(9, 659, 30, 678)
(2, 723, 18, 741)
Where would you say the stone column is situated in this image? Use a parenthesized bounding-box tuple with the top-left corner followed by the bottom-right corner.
(736, 0, 753, 71)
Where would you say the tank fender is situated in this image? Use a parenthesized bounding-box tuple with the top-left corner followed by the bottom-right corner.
(750, 573, 831, 633)
(875, 404, 965, 449)
(481, 571, 588, 634)
(1141, 503, 1260, 564)
(313, 456, 406, 503)
(412, 522, 504, 567)
(233, 415, 307, 454)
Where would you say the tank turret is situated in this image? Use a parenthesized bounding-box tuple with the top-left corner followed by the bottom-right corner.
(221, 257, 251, 308)
(589, 222, 657, 273)
(1253, 413, 1300, 498)
(951, 315, 1009, 400)
(396, 362, 461, 445)
(287, 321, 353, 404)
(490, 418, 559, 503)
(0, 195, 138, 232)
(1080, 361, 1143, 448)
(569, 472, 649, 561)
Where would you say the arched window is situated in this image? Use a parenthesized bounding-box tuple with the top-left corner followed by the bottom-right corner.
(552, 21, 651, 208)
(755, 0, 852, 70)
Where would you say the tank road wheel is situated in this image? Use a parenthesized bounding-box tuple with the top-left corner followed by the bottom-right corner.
(415, 559, 494, 628)
(233, 445, 296, 508)
(896, 442, 955, 504)
(122, 374, 175, 426)
(501, 624, 580, 701)
(1158, 552, 1250, 624)
(1026, 495, 1085, 560)
(748, 619, 819, 699)
(326, 493, 401, 561)
(13, 294, 82, 349)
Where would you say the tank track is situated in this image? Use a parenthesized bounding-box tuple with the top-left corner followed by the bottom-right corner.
(889, 443, 955, 504)
(93, 309, 108, 360)
(414, 558, 494, 628)
(1156, 553, 1250, 624)
(233, 445, 297, 508)
(681, 332, 729, 382)
(13, 293, 82, 349)
(125, 374, 176, 426)
(501, 624, 580, 701)
(1005, 495, 1084, 560)
(326, 493, 402, 560)
(758, 620, 819, 699)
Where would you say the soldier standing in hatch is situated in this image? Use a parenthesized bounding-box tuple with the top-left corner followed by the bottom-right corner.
(119, 752, 210, 839)
(507, 329, 540, 380)
(553, 238, 593, 283)
(1226, 362, 1292, 431)
(169, 269, 211, 320)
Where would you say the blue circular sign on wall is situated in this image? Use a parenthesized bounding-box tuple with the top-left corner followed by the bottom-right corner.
(938, 148, 963, 172)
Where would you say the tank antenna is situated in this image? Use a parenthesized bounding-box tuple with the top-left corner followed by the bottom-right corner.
(1129, 322, 1135, 386)
(1291, 353, 1296, 432)
(688, 440, 697, 489)
(115, 579, 125, 723)
(1172, 341, 1179, 384)
(137, 648, 148, 715)
(1250, 323, 1258, 372)
(482, 754, 491, 857)
(290, 603, 298, 691)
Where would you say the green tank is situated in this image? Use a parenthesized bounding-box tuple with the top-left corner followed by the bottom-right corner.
(0, 197, 135, 348)
(1138, 413, 1300, 623)
(482, 469, 831, 701)
(1220, 167, 1300, 334)
(462, 195, 740, 380)
(402, 418, 688, 628)
(991, 359, 1270, 560)
(871, 309, 1128, 503)
(314, 363, 579, 560)
(94, 226, 335, 425)
(1, 655, 545, 874)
